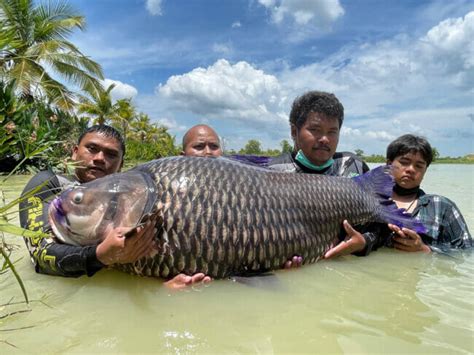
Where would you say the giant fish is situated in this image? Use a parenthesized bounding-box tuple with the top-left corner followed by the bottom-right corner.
(48, 157, 425, 279)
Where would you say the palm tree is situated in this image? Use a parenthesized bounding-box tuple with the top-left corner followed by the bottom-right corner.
(131, 113, 151, 142)
(77, 83, 116, 125)
(112, 98, 136, 141)
(0, 0, 103, 110)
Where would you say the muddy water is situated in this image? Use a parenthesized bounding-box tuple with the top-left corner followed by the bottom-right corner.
(1, 164, 473, 354)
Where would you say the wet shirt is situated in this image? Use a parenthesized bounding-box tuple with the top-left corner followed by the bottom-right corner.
(18, 170, 104, 277)
(411, 190, 472, 249)
(267, 151, 370, 177)
(364, 190, 472, 254)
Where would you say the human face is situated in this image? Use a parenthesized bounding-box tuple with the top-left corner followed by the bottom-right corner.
(388, 151, 428, 189)
(72, 132, 123, 183)
(292, 112, 340, 166)
(182, 127, 222, 157)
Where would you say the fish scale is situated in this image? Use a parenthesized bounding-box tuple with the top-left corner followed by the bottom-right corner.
(49, 156, 426, 279)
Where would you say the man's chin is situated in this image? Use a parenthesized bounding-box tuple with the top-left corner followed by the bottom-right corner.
(84, 169, 106, 181)
(308, 152, 332, 166)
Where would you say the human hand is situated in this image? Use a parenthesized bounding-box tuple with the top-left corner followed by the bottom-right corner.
(284, 255, 303, 269)
(324, 220, 366, 259)
(388, 224, 431, 253)
(96, 218, 157, 266)
(164, 273, 212, 290)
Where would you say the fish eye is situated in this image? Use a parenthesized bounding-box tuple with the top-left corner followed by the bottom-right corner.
(72, 191, 84, 204)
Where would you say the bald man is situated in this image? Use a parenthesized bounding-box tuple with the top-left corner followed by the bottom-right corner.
(181, 124, 223, 157)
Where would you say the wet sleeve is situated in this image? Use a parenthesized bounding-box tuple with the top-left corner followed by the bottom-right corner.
(353, 223, 390, 256)
(441, 203, 472, 249)
(19, 171, 105, 277)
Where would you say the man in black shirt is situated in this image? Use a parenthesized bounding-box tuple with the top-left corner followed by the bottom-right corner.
(19, 125, 207, 288)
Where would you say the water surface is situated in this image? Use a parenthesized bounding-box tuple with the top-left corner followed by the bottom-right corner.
(1, 165, 473, 353)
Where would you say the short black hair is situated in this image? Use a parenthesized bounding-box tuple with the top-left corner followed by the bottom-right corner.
(289, 91, 344, 129)
(78, 125, 125, 158)
(386, 134, 433, 166)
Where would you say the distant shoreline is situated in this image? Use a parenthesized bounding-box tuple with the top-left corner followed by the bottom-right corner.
(364, 159, 474, 164)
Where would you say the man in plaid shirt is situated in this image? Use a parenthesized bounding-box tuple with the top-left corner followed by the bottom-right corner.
(327, 134, 471, 257)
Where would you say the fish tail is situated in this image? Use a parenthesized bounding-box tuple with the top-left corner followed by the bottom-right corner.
(353, 165, 427, 234)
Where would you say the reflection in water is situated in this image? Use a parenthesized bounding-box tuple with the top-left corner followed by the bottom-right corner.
(1, 168, 473, 354)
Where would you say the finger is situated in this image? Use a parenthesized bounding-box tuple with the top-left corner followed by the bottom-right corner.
(296, 256, 303, 267)
(190, 273, 206, 283)
(131, 237, 156, 261)
(401, 228, 418, 240)
(324, 241, 354, 259)
(388, 224, 401, 233)
(164, 274, 192, 290)
(203, 276, 212, 284)
(393, 236, 409, 246)
(126, 225, 157, 259)
(291, 256, 299, 268)
(132, 221, 153, 238)
(393, 243, 413, 252)
(393, 228, 407, 238)
(342, 220, 356, 236)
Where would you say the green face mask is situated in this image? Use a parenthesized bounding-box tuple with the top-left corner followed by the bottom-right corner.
(295, 150, 334, 171)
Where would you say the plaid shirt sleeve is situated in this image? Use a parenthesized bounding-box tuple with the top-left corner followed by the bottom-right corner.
(416, 194, 472, 249)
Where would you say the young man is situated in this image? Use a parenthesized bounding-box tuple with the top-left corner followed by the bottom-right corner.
(19, 125, 207, 288)
(384, 134, 471, 251)
(328, 134, 472, 256)
(181, 124, 223, 157)
(268, 91, 369, 177)
(267, 91, 372, 259)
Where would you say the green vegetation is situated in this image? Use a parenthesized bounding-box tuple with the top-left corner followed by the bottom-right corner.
(360, 149, 474, 164)
(0, 0, 181, 314)
(234, 139, 290, 156)
(1, 0, 179, 174)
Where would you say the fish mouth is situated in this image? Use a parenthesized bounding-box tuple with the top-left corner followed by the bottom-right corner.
(49, 197, 80, 246)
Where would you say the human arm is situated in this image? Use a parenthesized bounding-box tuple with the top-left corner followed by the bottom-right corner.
(19, 171, 157, 277)
(439, 200, 472, 249)
(324, 220, 366, 258)
(388, 224, 431, 253)
(324, 221, 387, 258)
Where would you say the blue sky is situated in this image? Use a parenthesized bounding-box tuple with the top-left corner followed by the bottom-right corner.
(68, 0, 474, 156)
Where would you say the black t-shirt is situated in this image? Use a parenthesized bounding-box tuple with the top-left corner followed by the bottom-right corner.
(19, 170, 104, 277)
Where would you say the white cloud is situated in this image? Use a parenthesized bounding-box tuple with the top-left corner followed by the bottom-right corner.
(341, 127, 395, 141)
(103, 79, 138, 101)
(258, 0, 344, 27)
(419, 11, 474, 86)
(158, 59, 287, 126)
(156, 117, 187, 132)
(148, 11, 473, 155)
(278, 11, 474, 118)
(231, 21, 241, 28)
(146, 0, 162, 16)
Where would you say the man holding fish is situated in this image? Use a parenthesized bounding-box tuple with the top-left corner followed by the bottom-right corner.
(19, 125, 209, 288)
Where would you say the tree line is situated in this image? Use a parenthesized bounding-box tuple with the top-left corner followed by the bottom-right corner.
(0, 0, 178, 173)
(1, 0, 471, 174)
